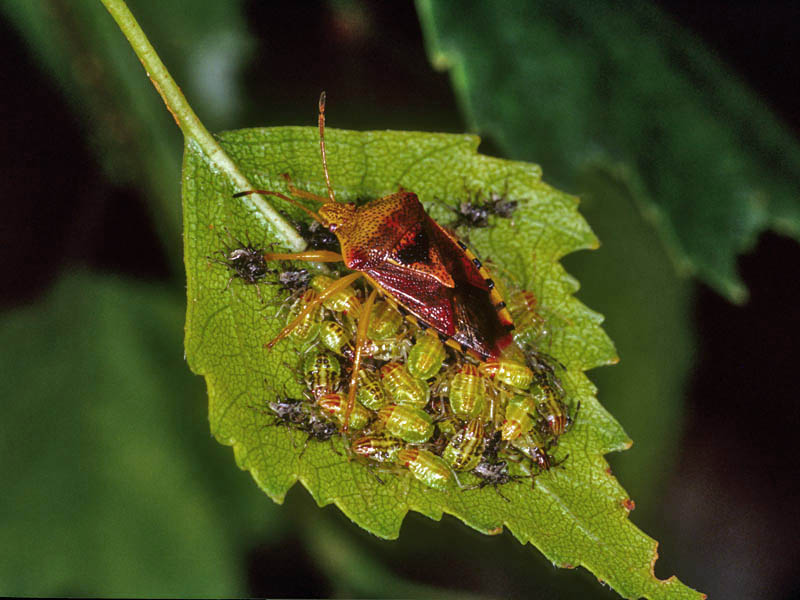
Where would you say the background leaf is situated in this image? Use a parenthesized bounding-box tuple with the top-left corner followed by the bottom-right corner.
(0, 273, 281, 596)
(417, 0, 800, 302)
(183, 126, 702, 598)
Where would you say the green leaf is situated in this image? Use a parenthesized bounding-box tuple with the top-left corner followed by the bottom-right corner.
(0, 273, 260, 596)
(183, 126, 702, 599)
(416, 0, 800, 302)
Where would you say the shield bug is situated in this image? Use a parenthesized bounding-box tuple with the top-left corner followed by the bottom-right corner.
(446, 363, 487, 419)
(367, 300, 404, 340)
(442, 418, 486, 471)
(356, 368, 387, 411)
(303, 351, 341, 400)
(210, 236, 271, 301)
(377, 404, 434, 444)
(507, 290, 549, 347)
(295, 217, 341, 252)
(211, 230, 311, 298)
(317, 392, 371, 431)
(379, 362, 429, 408)
(214, 244, 270, 287)
(510, 428, 556, 474)
(482, 429, 504, 462)
(318, 320, 355, 360)
(500, 395, 537, 441)
(364, 337, 413, 363)
(267, 395, 307, 426)
(531, 373, 571, 438)
(233, 92, 522, 429)
(396, 448, 453, 491)
(351, 434, 404, 464)
(309, 274, 362, 316)
(406, 332, 447, 380)
(479, 357, 534, 390)
(286, 289, 322, 344)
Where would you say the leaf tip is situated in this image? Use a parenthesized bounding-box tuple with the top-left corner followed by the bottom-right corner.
(648, 543, 706, 597)
(431, 50, 453, 70)
(726, 281, 749, 305)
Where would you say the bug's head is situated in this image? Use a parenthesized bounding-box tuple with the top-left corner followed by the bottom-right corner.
(318, 201, 356, 233)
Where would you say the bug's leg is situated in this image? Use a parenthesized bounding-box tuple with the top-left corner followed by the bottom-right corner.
(263, 250, 343, 263)
(265, 271, 362, 349)
(281, 173, 330, 205)
(369, 466, 386, 485)
(552, 452, 569, 470)
(298, 435, 311, 459)
(570, 401, 581, 428)
(342, 288, 378, 432)
(494, 485, 511, 503)
(328, 438, 342, 456)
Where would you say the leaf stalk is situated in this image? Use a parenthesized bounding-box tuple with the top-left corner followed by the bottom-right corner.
(99, 0, 305, 250)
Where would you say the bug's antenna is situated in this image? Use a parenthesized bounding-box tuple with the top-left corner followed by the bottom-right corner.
(233, 189, 324, 224)
(318, 91, 337, 204)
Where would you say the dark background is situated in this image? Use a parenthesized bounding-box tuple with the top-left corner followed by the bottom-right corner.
(1, 1, 798, 598)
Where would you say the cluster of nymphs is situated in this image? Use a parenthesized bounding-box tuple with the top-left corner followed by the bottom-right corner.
(218, 238, 574, 497)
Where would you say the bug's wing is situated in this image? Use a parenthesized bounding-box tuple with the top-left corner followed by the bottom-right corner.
(364, 262, 457, 336)
(426, 217, 515, 359)
(365, 256, 512, 359)
(386, 222, 455, 288)
(449, 284, 510, 359)
(355, 192, 513, 359)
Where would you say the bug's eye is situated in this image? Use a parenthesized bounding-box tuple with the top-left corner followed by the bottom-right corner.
(328, 224, 339, 233)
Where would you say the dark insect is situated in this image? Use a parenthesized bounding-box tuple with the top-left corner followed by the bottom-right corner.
(268, 396, 307, 425)
(213, 243, 270, 287)
(294, 215, 341, 252)
(448, 190, 518, 229)
(482, 430, 504, 463)
(274, 268, 311, 294)
(267, 396, 338, 447)
(304, 416, 339, 443)
(468, 459, 525, 501)
(211, 230, 311, 296)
